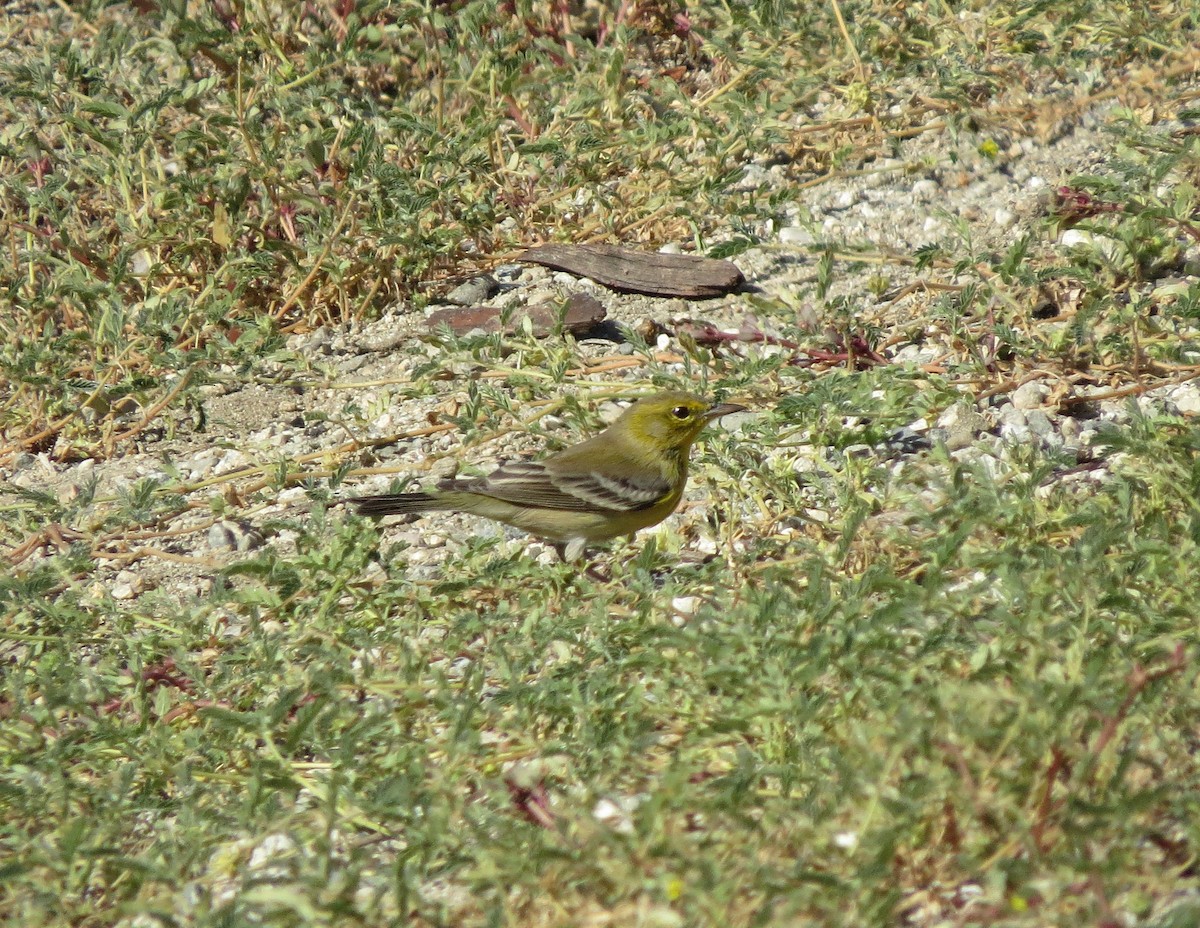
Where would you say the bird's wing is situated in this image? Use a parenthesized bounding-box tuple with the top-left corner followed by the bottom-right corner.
(447, 461, 670, 512)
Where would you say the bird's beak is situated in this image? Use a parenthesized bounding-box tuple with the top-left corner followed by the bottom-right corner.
(704, 401, 747, 421)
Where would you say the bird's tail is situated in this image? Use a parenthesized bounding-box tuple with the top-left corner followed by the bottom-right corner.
(352, 492, 446, 517)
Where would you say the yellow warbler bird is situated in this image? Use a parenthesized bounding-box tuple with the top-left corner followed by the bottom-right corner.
(352, 391, 745, 561)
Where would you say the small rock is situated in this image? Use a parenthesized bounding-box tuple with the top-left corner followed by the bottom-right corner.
(1061, 229, 1122, 260)
(717, 410, 756, 433)
(779, 225, 813, 245)
(671, 596, 700, 616)
(732, 163, 771, 192)
(298, 326, 332, 355)
(110, 570, 145, 601)
(445, 656, 471, 681)
(1137, 393, 1179, 418)
(1150, 277, 1192, 301)
(998, 407, 1031, 444)
(994, 206, 1017, 228)
(9, 453, 44, 482)
(1170, 382, 1200, 415)
(444, 275, 499, 306)
(593, 795, 640, 834)
(1024, 409, 1056, 439)
(212, 449, 250, 476)
(1011, 381, 1050, 410)
(1098, 401, 1131, 424)
(862, 161, 897, 189)
(891, 343, 944, 366)
(207, 520, 264, 552)
(526, 543, 559, 567)
(185, 449, 219, 481)
(248, 834, 296, 870)
(829, 189, 857, 211)
(936, 403, 988, 450)
(1081, 425, 1116, 452)
(951, 446, 1002, 479)
(494, 263, 524, 282)
(886, 426, 931, 454)
(912, 178, 940, 200)
(641, 909, 684, 928)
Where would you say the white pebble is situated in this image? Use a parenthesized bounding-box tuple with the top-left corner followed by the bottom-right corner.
(248, 834, 296, 869)
(671, 596, 700, 616)
(911, 179, 940, 200)
(779, 225, 813, 245)
(1170, 382, 1200, 415)
(110, 571, 145, 601)
(1011, 381, 1050, 410)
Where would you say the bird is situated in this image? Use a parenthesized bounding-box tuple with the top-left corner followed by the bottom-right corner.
(352, 390, 746, 561)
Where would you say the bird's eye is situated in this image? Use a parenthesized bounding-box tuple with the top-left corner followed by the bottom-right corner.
(671, 405, 691, 420)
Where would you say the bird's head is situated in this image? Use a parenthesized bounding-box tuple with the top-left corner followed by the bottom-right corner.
(617, 390, 746, 454)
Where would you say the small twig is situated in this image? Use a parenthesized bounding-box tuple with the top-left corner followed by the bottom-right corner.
(1032, 646, 1188, 855)
(975, 370, 1053, 403)
(1030, 746, 1070, 854)
(879, 280, 965, 305)
(827, 0, 868, 85)
(6, 524, 86, 566)
(105, 364, 199, 452)
(694, 38, 785, 108)
(97, 547, 225, 568)
(272, 196, 356, 323)
(1086, 644, 1187, 779)
(0, 365, 121, 465)
(1060, 370, 1200, 406)
(674, 320, 888, 368)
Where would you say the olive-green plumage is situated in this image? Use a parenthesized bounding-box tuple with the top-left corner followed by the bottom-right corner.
(352, 390, 744, 560)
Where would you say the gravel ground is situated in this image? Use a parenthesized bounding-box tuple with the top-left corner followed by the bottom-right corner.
(8, 89, 1200, 604)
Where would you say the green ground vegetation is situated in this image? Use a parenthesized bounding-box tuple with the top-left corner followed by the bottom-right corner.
(3, 1, 1200, 925)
